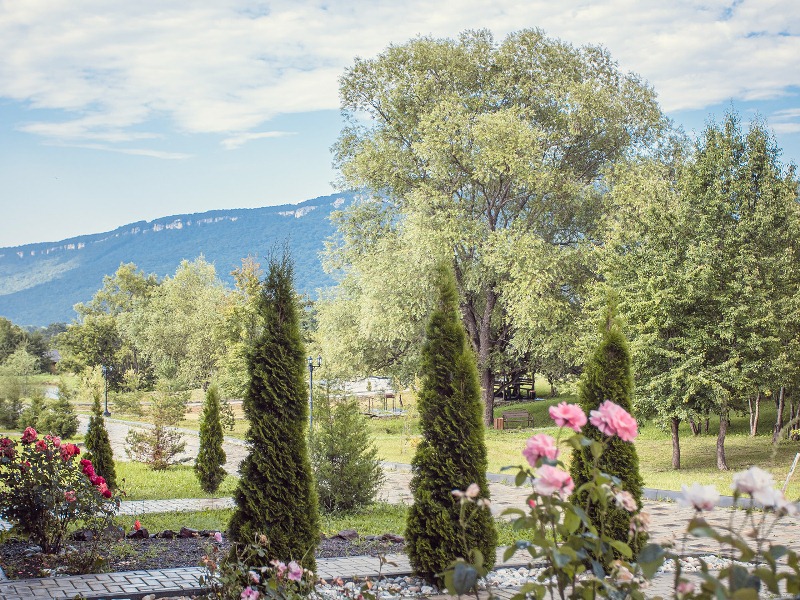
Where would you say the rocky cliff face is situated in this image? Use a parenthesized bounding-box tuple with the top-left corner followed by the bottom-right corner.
(0, 192, 354, 326)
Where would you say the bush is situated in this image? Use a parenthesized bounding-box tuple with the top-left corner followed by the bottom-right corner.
(37, 396, 79, 439)
(311, 389, 384, 513)
(18, 393, 47, 431)
(125, 387, 189, 470)
(569, 302, 646, 557)
(0, 427, 119, 554)
(82, 367, 118, 489)
(195, 383, 227, 493)
(228, 252, 319, 571)
(406, 263, 497, 584)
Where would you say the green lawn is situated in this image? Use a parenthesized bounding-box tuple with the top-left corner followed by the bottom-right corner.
(116, 462, 239, 501)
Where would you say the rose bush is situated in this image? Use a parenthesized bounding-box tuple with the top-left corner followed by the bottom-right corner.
(444, 402, 800, 600)
(0, 427, 120, 554)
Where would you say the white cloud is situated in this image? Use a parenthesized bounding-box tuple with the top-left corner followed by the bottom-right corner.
(0, 0, 798, 155)
(221, 130, 295, 149)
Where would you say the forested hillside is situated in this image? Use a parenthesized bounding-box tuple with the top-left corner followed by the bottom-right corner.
(0, 193, 352, 326)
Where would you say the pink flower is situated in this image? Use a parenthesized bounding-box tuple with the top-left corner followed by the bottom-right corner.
(241, 587, 260, 600)
(97, 482, 112, 498)
(465, 483, 480, 499)
(614, 490, 637, 512)
(533, 465, 575, 498)
(589, 401, 638, 441)
(677, 581, 694, 595)
(52, 436, 61, 448)
(287, 560, 303, 582)
(21, 427, 37, 444)
(134, 520, 141, 531)
(64, 490, 77, 502)
(629, 511, 650, 536)
(549, 402, 588, 432)
(527, 498, 537, 509)
(731, 466, 774, 497)
(270, 560, 287, 577)
(522, 434, 559, 467)
(80, 459, 95, 477)
(249, 570, 260, 584)
(35, 439, 47, 452)
(60, 443, 80, 461)
(214, 531, 223, 543)
(678, 483, 719, 511)
(90, 475, 106, 487)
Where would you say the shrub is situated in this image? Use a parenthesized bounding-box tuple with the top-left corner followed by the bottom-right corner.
(228, 252, 319, 571)
(569, 303, 646, 557)
(311, 388, 384, 513)
(125, 387, 189, 470)
(195, 383, 227, 493)
(82, 367, 118, 489)
(0, 427, 119, 554)
(406, 263, 497, 584)
(18, 393, 47, 430)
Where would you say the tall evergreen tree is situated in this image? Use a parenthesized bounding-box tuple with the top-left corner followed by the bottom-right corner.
(228, 253, 319, 570)
(569, 301, 644, 557)
(406, 263, 497, 584)
(84, 369, 117, 489)
(195, 383, 227, 493)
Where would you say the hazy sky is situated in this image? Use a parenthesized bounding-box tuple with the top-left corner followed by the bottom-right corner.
(1, 0, 799, 248)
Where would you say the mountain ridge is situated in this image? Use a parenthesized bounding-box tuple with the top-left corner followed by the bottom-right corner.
(0, 193, 353, 326)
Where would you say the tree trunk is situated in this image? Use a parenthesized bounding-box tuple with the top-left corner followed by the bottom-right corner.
(704, 418, 710, 434)
(748, 391, 761, 436)
(689, 417, 701, 436)
(481, 367, 495, 426)
(671, 416, 681, 469)
(548, 375, 557, 398)
(717, 412, 729, 470)
(773, 386, 786, 443)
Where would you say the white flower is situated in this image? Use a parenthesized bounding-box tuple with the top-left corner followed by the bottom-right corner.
(753, 486, 799, 515)
(678, 483, 719, 511)
(732, 466, 775, 497)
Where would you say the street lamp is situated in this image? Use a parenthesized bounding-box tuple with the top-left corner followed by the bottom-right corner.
(307, 355, 321, 432)
(101, 365, 113, 417)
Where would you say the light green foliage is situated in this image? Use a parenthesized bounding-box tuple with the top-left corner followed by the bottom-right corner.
(195, 383, 227, 493)
(0, 346, 40, 427)
(228, 252, 320, 570)
(25, 378, 79, 439)
(125, 384, 190, 471)
(406, 263, 497, 584)
(311, 388, 384, 513)
(323, 28, 663, 423)
(124, 257, 229, 389)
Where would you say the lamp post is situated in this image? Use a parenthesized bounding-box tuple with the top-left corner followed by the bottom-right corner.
(307, 355, 321, 432)
(101, 365, 112, 417)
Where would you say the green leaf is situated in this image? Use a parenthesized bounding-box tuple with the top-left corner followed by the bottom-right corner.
(444, 561, 478, 596)
(515, 470, 529, 487)
(637, 543, 666, 580)
(609, 539, 633, 558)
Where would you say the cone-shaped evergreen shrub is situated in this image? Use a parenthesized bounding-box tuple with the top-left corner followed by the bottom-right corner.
(569, 302, 645, 557)
(85, 387, 117, 490)
(228, 253, 319, 570)
(195, 383, 227, 493)
(406, 263, 497, 584)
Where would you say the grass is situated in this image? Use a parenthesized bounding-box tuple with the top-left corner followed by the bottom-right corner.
(116, 462, 239, 501)
(115, 508, 234, 533)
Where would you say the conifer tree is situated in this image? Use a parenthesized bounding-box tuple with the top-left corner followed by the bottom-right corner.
(406, 263, 497, 584)
(84, 369, 117, 489)
(228, 253, 319, 570)
(195, 383, 227, 493)
(569, 300, 645, 556)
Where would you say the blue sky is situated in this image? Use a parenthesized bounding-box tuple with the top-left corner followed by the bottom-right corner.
(1, 0, 798, 248)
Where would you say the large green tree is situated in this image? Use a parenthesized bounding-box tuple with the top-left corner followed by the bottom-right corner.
(228, 253, 319, 569)
(323, 28, 663, 423)
(406, 263, 497, 583)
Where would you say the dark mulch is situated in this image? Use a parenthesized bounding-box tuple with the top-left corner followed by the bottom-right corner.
(0, 535, 406, 580)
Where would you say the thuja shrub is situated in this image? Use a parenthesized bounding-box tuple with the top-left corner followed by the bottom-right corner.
(228, 252, 319, 571)
(195, 383, 227, 493)
(569, 303, 646, 557)
(0, 427, 120, 554)
(406, 263, 497, 584)
(85, 378, 117, 489)
(311, 389, 384, 513)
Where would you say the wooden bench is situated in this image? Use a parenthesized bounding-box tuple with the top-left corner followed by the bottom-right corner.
(501, 410, 534, 429)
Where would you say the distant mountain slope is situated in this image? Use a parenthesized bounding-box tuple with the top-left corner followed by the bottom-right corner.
(0, 193, 353, 326)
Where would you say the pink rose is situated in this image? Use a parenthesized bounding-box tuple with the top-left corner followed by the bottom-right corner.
(241, 587, 260, 600)
(21, 427, 37, 444)
(677, 581, 694, 595)
(97, 482, 112, 498)
(249, 570, 260, 584)
(60, 443, 80, 461)
(64, 490, 77, 502)
(589, 401, 638, 441)
(287, 560, 303, 582)
(522, 434, 559, 467)
(35, 439, 48, 452)
(214, 531, 223, 543)
(52, 436, 61, 448)
(91, 475, 106, 487)
(549, 402, 588, 432)
(533, 464, 575, 498)
(465, 483, 480, 499)
(270, 560, 287, 577)
(80, 459, 95, 477)
(614, 490, 637, 513)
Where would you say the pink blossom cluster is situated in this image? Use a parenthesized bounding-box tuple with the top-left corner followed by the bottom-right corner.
(589, 401, 638, 441)
(533, 465, 575, 498)
(522, 434, 559, 467)
(548, 402, 588, 432)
